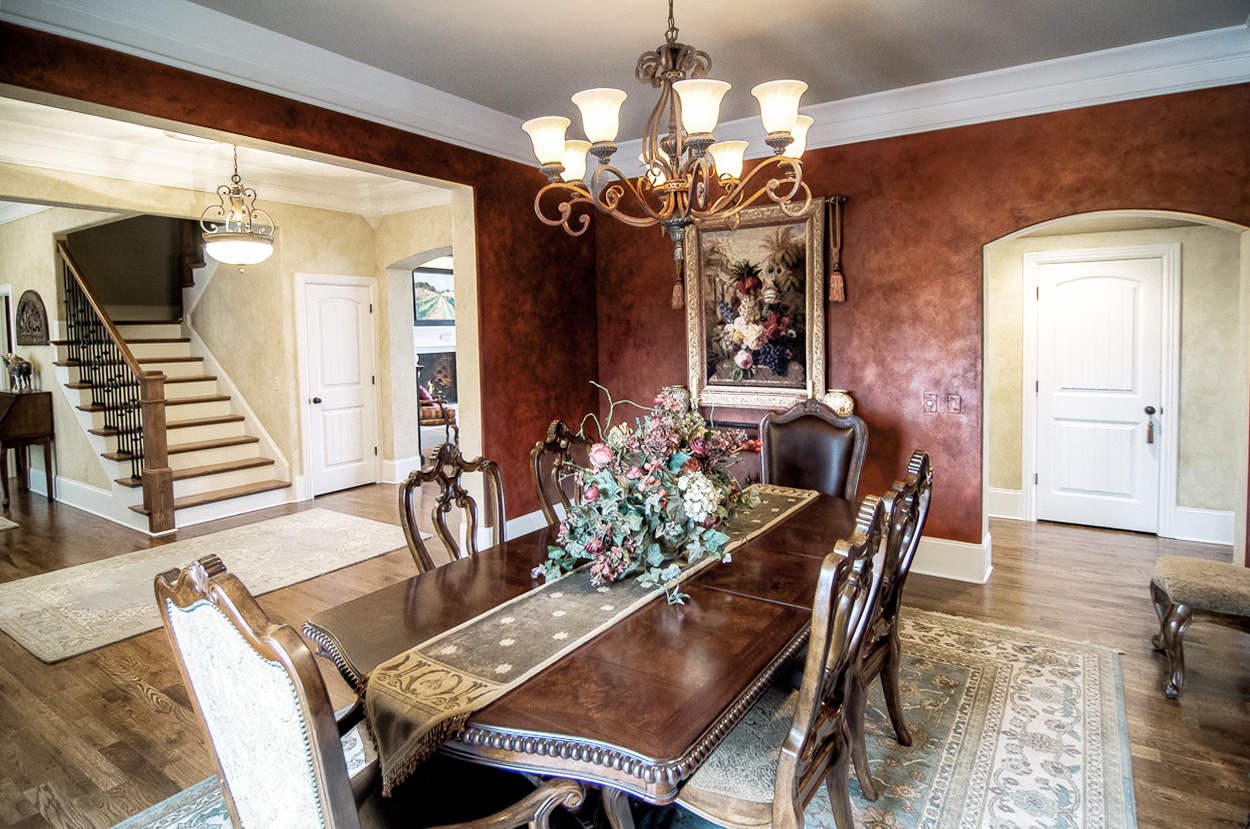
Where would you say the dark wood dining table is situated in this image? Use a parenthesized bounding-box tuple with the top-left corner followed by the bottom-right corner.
(303, 492, 859, 820)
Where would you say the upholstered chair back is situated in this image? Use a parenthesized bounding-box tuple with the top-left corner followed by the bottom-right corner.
(156, 555, 361, 829)
(530, 420, 591, 526)
(400, 435, 507, 572)
(761, 398, 868, 500)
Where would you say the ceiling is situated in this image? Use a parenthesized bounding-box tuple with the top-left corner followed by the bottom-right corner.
(181, 0, 1250, 142)
(0, 96, 451, 224)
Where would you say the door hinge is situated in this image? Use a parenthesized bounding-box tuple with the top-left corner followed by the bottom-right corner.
(1035, 380, 1039, 393)
(374, 447, 378, 456)
(1034, 473, 1038, 484)
(372, 375, 375, 385)
(369, 303, 373, 312)
(1036, 286, 1039, 299)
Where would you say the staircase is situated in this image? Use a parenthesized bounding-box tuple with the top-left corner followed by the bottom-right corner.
(53, 319, 292, 528)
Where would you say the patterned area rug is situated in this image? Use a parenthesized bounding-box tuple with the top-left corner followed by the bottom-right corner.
(108, 610, 1136, 829)
(0, 509, 409, 662)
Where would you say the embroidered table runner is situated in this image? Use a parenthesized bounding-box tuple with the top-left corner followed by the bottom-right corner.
(365, 484, 818, 793)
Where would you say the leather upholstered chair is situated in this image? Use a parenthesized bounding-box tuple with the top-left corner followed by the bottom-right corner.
(760, 399, 868, 500)
(155, 555, 584, 829)
(399, 430, 507, 572)
(530, 420, 591, 526)
(847, 450, 932, 802)
(1150, 556, 1250, 698)
(675, 498, 886, 829)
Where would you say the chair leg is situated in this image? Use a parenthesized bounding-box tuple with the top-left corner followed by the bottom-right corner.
(880, 628, 912, 747)
(1150, 582, 1192, 700)
(847, 674, 878, 802)
(824, 739, 857, 829)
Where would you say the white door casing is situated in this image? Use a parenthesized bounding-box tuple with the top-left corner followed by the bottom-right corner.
(298, 277, 379, 496)
(1024, 245, 1180, 534)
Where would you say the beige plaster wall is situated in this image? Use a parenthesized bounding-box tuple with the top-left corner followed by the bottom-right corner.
(986, 224, 1243, 511)
(0, 205, 124, 489)
(373, 205, 454, 463)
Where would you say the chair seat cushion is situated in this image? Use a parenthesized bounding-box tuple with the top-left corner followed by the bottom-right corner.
(676, 684, 796, 829)
(1152, 556, 1250, 615)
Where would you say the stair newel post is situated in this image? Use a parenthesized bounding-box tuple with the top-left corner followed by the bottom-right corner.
(139, 370, 174, 533)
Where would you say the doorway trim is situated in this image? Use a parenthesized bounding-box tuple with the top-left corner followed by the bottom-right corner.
(295, 272, 383, 499)
(1022, 243, 1181, 535)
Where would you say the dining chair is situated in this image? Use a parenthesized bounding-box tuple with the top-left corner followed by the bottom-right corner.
(675, 496, 886, 829)
(155, 554, 584, 829)
(846, 450, 932, 802)
(399, 426, 507, 572)
(760, 398, 868, 500)
(530, 419, 591, 526)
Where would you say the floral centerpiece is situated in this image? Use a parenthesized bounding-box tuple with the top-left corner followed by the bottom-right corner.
(533, 386, 760, 604)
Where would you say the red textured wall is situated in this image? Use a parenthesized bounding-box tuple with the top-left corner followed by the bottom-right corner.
(0, 23, 600, 518)
(598, 85, 1250, 544)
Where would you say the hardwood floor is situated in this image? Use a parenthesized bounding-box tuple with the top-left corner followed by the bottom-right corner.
(0, 486, 1247, 828)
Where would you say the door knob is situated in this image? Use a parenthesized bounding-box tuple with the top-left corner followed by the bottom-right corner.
(311, 397, 322, 404)
(1144, 405, 1156, 415)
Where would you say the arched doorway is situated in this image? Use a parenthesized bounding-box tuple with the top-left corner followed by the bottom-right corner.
(983, 210, 1250, 564)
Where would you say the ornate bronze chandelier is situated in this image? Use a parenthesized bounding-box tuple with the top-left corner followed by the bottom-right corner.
(522, 0, 813, 306)
(200, 145, 275, 271)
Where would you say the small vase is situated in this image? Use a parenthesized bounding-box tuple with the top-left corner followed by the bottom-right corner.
(822, 389, 855, 417)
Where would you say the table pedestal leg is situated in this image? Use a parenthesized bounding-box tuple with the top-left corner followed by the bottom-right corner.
(601, 788, 636, 829)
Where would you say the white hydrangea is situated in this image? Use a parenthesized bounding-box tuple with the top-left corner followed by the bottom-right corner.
(678, 471, 720, 523)
(732, 316, 766, 350)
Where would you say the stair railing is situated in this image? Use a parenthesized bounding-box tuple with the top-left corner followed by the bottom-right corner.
(57, 242, 174, 533)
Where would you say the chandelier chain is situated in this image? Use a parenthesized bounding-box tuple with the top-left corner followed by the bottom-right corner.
(665, 0, 678, 44)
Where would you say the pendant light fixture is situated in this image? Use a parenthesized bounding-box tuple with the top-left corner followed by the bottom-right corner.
(522, 0, 813, 306)
(200, 145, 275, 271)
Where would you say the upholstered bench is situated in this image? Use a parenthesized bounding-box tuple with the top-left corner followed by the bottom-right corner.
(1150, 556, 1250, 699)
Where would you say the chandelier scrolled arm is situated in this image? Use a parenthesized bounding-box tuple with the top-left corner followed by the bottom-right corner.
(533, 181, 595, 236)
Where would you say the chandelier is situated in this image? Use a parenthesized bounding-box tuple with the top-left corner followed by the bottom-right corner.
(522, 0, 813, 306)
(200, 145, 275, 271)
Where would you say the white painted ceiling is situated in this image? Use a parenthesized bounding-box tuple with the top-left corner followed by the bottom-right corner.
(0, 96, 451, 222)
(181, 0, 1250, 142)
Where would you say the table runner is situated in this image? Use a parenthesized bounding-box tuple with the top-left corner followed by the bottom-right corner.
(366, 484, 818, 793)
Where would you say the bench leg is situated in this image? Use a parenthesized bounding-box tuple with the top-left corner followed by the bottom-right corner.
(1150, 580, 1192, 699)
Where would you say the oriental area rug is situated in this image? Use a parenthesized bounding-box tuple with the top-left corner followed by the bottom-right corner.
(0, 509, 409, 662)
(108, 611, 1136, 829)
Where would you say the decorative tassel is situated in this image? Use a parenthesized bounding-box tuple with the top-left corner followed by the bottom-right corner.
(829, 267, 846, 303)
(827, 196, 847, 304)
(672, 243, 685, 309)
(671, 274, 684, 309)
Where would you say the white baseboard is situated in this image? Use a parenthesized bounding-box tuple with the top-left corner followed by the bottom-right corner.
(1171, 506, 1235, 546)
(911, 533, 994, 585)
(292, 475, 314, 503)
(31, 474, 156, 535)
(987, 487, 1025, 520)
(382, 456, 423, 484)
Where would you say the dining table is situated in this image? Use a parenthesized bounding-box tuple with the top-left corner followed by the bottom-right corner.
(303, 487, 861, 827)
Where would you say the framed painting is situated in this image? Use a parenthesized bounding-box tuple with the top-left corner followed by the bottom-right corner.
(684, 197, 827, 409)
(412, 266, 455, 325)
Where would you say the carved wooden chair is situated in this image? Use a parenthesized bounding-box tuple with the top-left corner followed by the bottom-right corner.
(400, 427, 507, 572)
(530, 420, 591, 526)
(1149, 556, 1250, 698)
(846, 450, 932, 802)
(155, 555, 584, 829)
(760, 398, 868, 500)
(675, 497, 886, 829)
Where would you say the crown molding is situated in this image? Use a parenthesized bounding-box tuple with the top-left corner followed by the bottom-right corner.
(4, 0, 1247, 172)
(0, 0, 534, 165)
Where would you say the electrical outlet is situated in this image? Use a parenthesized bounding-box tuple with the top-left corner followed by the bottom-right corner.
(923, 393, 939, 413)
(947, 393, 962, 414)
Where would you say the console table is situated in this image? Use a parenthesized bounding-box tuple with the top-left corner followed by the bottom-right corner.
(0, 390, 54, 507)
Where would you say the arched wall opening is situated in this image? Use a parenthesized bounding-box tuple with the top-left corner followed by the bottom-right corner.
(982, 210, 1250, 567)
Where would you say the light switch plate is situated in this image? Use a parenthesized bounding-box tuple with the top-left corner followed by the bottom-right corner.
(947, 393, 962, 414)
(923, 393, 939, 413)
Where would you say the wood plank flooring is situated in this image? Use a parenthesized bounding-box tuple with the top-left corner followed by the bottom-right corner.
(0, 486, 1247, 828)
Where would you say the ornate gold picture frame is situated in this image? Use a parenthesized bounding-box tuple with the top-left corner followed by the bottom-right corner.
(684, 198, 826, 409)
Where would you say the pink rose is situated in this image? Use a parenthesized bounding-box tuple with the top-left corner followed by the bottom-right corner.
(584, 485, 600, 502)
(690, 436, 707, 455)
(588, 443, 614, 468)
(735, 350, 754, 369)
(626, 466, 643, 479)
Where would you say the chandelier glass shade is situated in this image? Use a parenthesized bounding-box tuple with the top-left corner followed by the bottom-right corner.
(200, 145, 275, 271)
(522, 0, 813, 300)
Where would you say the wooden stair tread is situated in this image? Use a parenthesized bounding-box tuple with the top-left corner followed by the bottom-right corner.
(113, 318, 183, 325)
(55, 356, 203, 367)
(129, 479, 290, 514)
(77, 399, 230, 412)
(89, 426, 140, 437)
(114, 457, 275, 488)
(167, 435, 259, 454)
(165, 415, 245, 430)
(64, 374, 215, 391)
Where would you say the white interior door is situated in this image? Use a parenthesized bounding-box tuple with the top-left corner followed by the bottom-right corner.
(304, 282, 378, 495)
(1035, 255, 1164, 533)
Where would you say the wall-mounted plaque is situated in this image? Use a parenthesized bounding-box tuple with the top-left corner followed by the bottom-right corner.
(16, 290, 49, 346)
